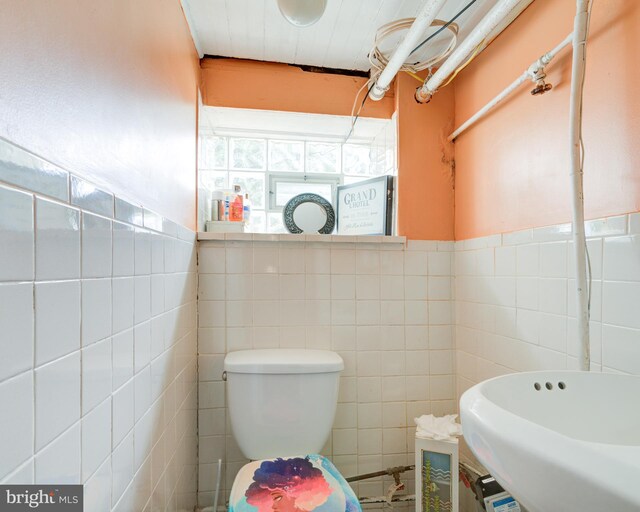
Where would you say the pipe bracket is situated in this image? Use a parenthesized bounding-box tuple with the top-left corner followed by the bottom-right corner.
(369, 84, 389, 101)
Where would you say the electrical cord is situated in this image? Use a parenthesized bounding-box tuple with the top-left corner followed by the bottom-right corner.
(439, 41, 483, 88)
(345, 80, 375, 142)
(411, 0, 479, 56)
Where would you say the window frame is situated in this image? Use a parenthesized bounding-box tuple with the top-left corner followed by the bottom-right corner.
(267, 172, 342, 212)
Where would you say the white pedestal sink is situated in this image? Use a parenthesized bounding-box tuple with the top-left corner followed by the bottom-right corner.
(460, 371, 640, 512)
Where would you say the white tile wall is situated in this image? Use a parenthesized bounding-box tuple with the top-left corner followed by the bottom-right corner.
(0, 138, 198, 512)
(0, 185, 34, 281)
(35, 197, 81, 280)
(9, 137, 638, 512)
(0, 282, 34, 380)
(455, 213, 640, 405)
(197, 238, 455, 507)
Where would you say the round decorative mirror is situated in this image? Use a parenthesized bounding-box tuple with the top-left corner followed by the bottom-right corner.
(283, 193, 335, 234)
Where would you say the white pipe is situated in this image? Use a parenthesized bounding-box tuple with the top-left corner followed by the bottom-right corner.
(448, 34, 572, 141)
(569, 0, 592, 371)
(416, 0, 530, 103)
(368, 0, 447, 101)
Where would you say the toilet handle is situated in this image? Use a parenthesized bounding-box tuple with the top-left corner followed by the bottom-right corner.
(222, 371, 227, 381)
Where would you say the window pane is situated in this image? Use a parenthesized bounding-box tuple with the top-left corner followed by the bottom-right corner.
(275, 181, 333, 208)
(267, 213, 287, 234)
(230, 138, 266, 170)
(247, 210, 266, 233)
(269, 140, 304, 172)
(370, 144, 388, 177)
(199, 170, 228, 192)
(386, 147, 395, 174)
(343, 176, 366, 185)
(306, 142, 340, 174)
(342, 144, 371, 176)
(200, 136, 227, 169)
(229, 172, 266, 209)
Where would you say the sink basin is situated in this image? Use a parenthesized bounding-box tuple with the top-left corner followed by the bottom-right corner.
(460, 371, 640, 512)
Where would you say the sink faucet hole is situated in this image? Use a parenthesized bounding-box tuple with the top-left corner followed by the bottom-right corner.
(545, 382, 553, 390)
(534, 382, 541, 391)
(558, 381, 566, 390)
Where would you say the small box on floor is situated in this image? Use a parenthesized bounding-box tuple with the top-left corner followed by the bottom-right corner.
(475, 475, 521, 512)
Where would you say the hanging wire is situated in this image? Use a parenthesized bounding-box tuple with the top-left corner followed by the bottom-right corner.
(411, 0, 479, 55)
(345, 81, 376, 143)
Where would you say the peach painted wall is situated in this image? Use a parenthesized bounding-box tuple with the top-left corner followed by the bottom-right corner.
(395, 73, 455, 240)
(453, 0, 640, 240)
(200, 58, 394, 119)
(0, 0, 200, 228)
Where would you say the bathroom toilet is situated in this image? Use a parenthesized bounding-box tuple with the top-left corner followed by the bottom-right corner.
(223, 349, 361, 512)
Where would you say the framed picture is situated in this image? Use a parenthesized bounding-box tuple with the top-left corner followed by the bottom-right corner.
(336, 176, 394, 235)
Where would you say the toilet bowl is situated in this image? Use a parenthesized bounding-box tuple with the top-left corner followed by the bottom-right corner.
(223, 349, 361, 512)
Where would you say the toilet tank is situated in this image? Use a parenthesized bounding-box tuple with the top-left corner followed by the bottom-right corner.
(224, 349, 344, 460)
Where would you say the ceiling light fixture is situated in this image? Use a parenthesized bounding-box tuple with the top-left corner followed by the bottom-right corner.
(276, 0, 327, 28)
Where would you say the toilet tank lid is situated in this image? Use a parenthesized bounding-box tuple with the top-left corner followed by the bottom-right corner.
(224, 349, 344, 374)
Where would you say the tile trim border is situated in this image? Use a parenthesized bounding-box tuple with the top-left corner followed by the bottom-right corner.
(457, 212, 640, 250)
(0, 137, 193, 242)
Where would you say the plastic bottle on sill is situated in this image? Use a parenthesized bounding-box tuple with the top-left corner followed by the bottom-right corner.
(211, 190, 224, 221)
(223, 189, 233, 221)
(243, 193, 251, 227)
(222, 190, 230, 220)
(229, 185, 244, 222)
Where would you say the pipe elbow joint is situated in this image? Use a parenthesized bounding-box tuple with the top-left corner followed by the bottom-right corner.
(414, 86, 432, 104)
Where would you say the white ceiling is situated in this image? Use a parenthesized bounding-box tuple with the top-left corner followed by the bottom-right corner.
(182, 0, 502, 71)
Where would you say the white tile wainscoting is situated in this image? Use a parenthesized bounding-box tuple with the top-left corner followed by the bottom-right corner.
(197, 237, 455, 508)
(454, 213, 640, 402)
(0, 137, 198, 512)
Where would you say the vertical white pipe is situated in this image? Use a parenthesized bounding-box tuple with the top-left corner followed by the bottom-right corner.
(569, 0, 592, 371)
(416, 0, 528, 102)
(368, 0, 447, 101)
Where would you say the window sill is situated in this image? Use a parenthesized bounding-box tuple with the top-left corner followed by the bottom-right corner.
(197, 232, 406, 244)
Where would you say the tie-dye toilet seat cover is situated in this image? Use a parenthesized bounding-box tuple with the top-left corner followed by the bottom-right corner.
(229, 454, 362, 512)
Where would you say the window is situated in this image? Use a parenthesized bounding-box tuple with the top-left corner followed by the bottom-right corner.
(198, 122, 396, 233)
(270, 175, 336, 209)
